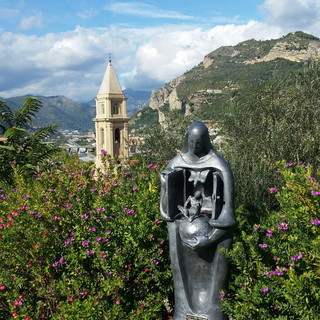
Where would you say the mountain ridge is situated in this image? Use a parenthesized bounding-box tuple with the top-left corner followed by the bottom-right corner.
(0, 88, 151, 131)
(138, 31, 320, 129)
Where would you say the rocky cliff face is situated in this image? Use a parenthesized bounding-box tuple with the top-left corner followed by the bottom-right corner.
(149, 75, 185, 110)
(244, 40, 320, 64)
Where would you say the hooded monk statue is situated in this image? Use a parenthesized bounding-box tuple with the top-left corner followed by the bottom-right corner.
(160, 121, 236, 320)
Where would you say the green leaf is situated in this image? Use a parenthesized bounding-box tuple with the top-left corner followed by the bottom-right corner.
(0, 144, 15, 151)
(4, 126, 28, 137)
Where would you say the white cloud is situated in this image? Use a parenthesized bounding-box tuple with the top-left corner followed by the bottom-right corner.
(18, 11, 45, 30)
(0, 17, 319, 101)
(105, 1, 194, 20)
(0, 26, 149, 100)
(125, 21, 282, 89)
(260, 0, 320, 31)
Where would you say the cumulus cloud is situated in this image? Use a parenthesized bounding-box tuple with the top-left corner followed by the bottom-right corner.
(0, 22, 283, 100)
(125, 21, 282, 89)
(260, 0, 320, 32)
(0, 26, 150, 100)
(1, 15, 319, 101)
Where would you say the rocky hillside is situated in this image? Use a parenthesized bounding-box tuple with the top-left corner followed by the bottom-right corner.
(131, 31, 320, 131)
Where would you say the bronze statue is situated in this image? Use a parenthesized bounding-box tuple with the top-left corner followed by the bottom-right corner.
(160, 121, 236, 320)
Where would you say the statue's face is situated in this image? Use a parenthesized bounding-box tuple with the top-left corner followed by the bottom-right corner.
(188, 134, 205, 155)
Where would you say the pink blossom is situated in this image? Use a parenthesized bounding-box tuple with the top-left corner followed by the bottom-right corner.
(278, 222, 289, 230)
(268, 187, 278, 194)
(80, 290, 89, 295)
(125, 209, 136, 215)
(290, 254, 303, 261)
(82, 240, 90, 247)
(219, 292, 226, 300)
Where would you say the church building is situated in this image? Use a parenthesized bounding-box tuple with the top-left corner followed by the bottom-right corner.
(94, 60, 129, 167)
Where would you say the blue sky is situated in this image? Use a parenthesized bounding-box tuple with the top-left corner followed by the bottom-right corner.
(1, 0, 320, 101)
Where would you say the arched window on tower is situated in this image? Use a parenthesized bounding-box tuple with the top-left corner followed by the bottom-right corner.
(114, 128, 120, 156)
(115, 128, 120, 143)
(112, 103, 119, 115)
(100, 103, 105, 115)
(100, 127, 105, 152)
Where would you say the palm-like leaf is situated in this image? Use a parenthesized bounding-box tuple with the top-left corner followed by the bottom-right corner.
(13, 97, 42, 128)
(29, 124, 58, 142)
(0, 97, 59, 184)
(4, 127, 28, 137)
(0, 100, 14, 134)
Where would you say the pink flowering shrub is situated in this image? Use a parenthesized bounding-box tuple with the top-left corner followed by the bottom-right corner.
(221, 161, 320, 319)
(0, 154, 173, 319)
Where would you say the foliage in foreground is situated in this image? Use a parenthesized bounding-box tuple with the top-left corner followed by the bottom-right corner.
(0, 153, 319, 319)
(0, 154, 173, 319)
(0, 97, 58, 184)
(222, 161, 320, 319)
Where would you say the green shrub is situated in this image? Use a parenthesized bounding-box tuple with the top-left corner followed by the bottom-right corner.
(221, 161, 320, 319)
(0, 154, 173, 319)
(222, 61, 320, 211)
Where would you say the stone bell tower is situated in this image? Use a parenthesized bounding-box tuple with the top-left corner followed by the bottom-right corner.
(94, 60, 129, 168)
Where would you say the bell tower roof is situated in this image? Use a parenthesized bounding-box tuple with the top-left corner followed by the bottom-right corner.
(98, 60, 123, 95)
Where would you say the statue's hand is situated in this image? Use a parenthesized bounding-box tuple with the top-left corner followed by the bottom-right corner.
(181, 235, 212, 251)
